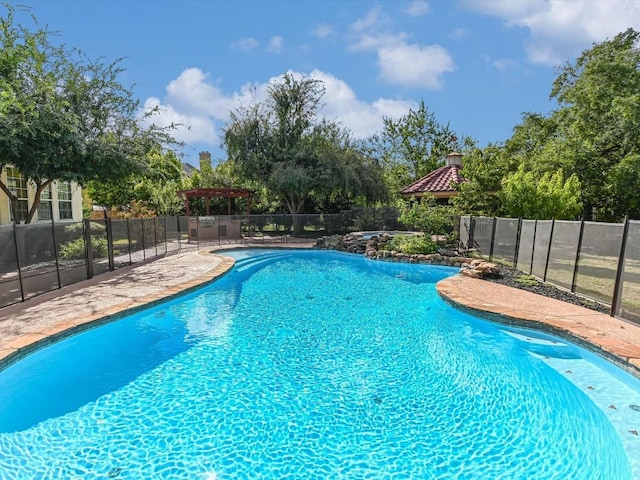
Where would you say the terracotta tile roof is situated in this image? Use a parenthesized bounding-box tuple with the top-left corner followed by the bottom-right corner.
(400, 164, 465, 195)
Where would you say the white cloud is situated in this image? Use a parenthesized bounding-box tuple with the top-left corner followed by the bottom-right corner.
(140, 97, 216, 146)
(311, 24, 333, 39)
(348, 7, 454, 88)
(491, 58, 516, 71)
(405, 0, 430, 17)
(140, 67, 417, 152)
(348, 32, 407, 52)
(350, 6, 392, 34)
(267, 36, 284, 53)
(449, 27, 468, 40)
(164, 68, 255, 119)
(306, 69, 417, 138)
(378, 44, 454, 88)
(463, 0, 640, 65)
(139, 68, 265, 149)
(232, 37, 259, 52)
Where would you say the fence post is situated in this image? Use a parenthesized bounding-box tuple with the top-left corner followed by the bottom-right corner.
(529, 220, 538, 275)
(513, 218, 523, 268)
(177, 216, 181, 249)
(153, 217, 158, 257)
(141, 219, 146, 261)
(163, 217, 168, 254)
(83, 219, 94, 279)
(543, 218, 555, 282)
(106, 217, 115, 271)
(488, 217, 498, 262)
(50, 218, 62, 288)
(196, 216, 200, 250)
(468, 216, 475, 256)
(611, 216, 630, 317)
(571, 219, 585, 292)
(12, 222, 25, 302)
(126, 218, 133, 265)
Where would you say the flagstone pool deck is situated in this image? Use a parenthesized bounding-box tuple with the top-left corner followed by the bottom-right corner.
(1, 246, 639, 379)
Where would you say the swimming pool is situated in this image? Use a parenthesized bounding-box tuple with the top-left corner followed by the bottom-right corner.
(0, 249, 639, 479)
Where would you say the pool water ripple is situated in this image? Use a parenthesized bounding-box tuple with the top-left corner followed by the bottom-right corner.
(0, 250, 637, 479)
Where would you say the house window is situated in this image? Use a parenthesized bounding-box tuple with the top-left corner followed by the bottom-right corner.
(37, 185, 53, 221)
(6, 167, 28, 223)
(57, 181, 73, 220)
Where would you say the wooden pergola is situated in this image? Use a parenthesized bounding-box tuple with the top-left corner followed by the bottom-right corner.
(177, 188, 254, 216)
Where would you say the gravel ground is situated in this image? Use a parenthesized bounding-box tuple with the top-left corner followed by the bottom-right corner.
(484, 264, 611, 314)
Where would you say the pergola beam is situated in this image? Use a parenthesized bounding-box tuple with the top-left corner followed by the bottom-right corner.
(177, 187, 254, 216)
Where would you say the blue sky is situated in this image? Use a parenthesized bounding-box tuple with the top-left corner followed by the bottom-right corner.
(14, 0, 640, 166)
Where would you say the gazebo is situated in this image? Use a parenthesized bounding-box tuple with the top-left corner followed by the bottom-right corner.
(400, 152, 465, 203)
(176, 187, 254, 216)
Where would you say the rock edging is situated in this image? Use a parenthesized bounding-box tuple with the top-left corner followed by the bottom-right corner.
(314, 233, 499, 278)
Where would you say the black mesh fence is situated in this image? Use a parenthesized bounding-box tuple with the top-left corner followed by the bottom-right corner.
(54, 221, 88, 287)
(155, 217, 168, 256)
(516, 220, 536, 273)
(471, 216, 494, 259)
(15, 222, 59, 299)
(531, 220, 553, 279)
(0, 224, 22, 307)
(574, 222, 623, 306)
(459, 216, 472, 250)
(165, 217, 181, 253)
(458, 215, 640, 324)
(4, 211, 637, 323)
(492, 218, 519, 266)
(618, 221, 640, 321)
(129, 219, 145, 263)
(142, 218, 157, 260)
(546, 221, 581, 290)
(0, 215, 200, 307)
(88, 220, 110, 276)
(111, 219, 132, 269)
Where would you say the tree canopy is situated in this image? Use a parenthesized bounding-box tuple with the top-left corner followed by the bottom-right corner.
(224, 73, 386, 227)
(454, 28, 640, 221)
(367, 100, 459, 193)
(86, 147, 185, 216)
(0, 4, 177, 223)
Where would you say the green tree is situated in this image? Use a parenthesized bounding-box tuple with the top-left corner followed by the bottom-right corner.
(499, 166, 582, 219)
(604, 154, 640, 220)
(86, 147, 185, 215)
(372, 100, 457, 183)
(550, 28, 640, 218)
(397, 196, 454, 236)
(0, 4, 177, 223)
(224, 73, 385, 232)
(450, 145, 505, 216)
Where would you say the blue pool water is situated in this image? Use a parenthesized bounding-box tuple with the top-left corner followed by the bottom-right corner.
(0, 249, 639, 479)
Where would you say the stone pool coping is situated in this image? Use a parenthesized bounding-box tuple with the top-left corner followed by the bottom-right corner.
(437, 275, 640, 379)
(1, 245, 639, 381)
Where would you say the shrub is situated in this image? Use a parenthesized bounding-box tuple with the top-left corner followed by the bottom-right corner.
(59, 236, 108, 260)
(384, 234, 438, 254)
(61, 221, 106, 241)
(397, 197, 454, 236)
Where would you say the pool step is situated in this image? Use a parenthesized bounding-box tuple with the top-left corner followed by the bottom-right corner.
(234, 252, 290, 273)
(502, 329, 582, 360)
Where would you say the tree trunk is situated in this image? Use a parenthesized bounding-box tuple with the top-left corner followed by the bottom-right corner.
(0, 180, 20, 224)
(25, 179, 53, 224)
(283, 194, 306, 237)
